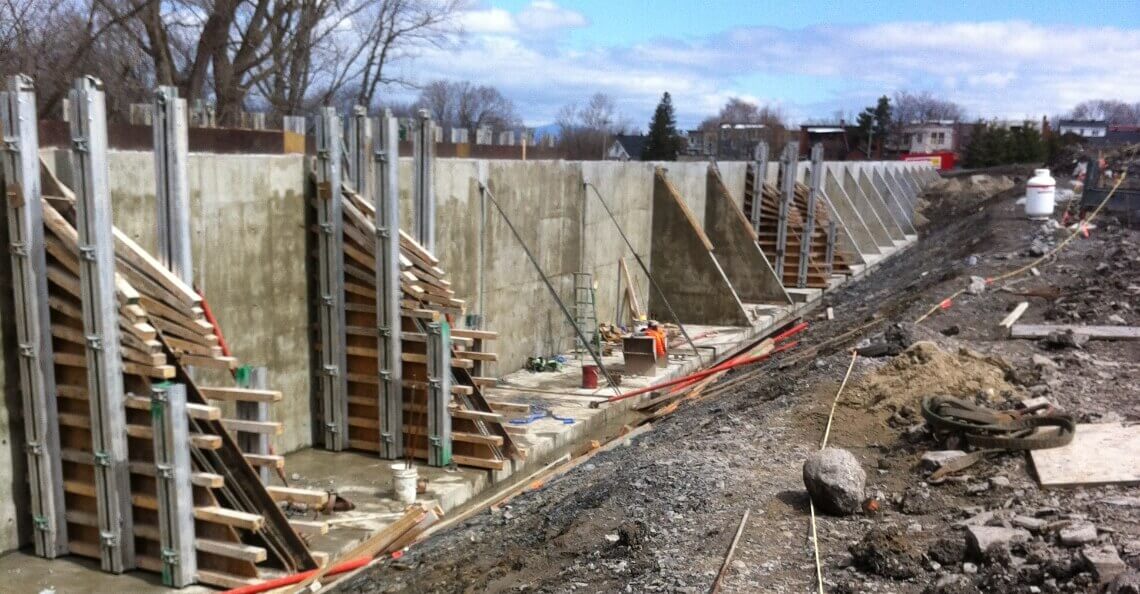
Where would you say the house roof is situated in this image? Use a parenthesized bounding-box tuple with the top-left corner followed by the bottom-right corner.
(614, 134, 649, 160)
(1058, 119, 1108, 127)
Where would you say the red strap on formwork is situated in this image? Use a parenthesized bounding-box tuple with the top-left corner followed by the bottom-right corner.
(195, 287, 232, 358)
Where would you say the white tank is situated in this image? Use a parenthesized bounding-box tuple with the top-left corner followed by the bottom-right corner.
(1025, 168, 1056, 219)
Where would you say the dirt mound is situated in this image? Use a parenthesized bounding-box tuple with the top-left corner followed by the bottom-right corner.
(844, 341, 1020, 413)
(917, 173, 1019, 230)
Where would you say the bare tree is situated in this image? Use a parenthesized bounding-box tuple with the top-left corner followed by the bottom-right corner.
(698, 97, 788, 156)
(1069, 99, 1140, 125)
(891, 90, 964, 124)
(415, 79, 520, 135)
(555, 92, 631, 160)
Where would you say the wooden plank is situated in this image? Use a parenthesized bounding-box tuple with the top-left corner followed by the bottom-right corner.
(180, 354, 238, 370)
(199, 386, 283, 403)
(196, 570, 261, 589)
(123, 394, 221, 421)
(243, 454, 285, 469)
(266, 486, 330, 506)
(998, 302, 1029, 329)
(195, 538, 267, 564)
(288, 519, 329, 536)
(193, 506, 264, 531)
(221, 418, 283, 436)
(449, 409, 505, 423)
(471, 376, 497, 387)
(124, 424, 220, 450)
(454, 350, 498, 362)
(1010, 324, 1140, 341)
(1030, 423, 1140, 487)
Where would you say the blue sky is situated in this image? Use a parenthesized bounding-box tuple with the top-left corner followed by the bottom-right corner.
(394, 0, 1140, 128)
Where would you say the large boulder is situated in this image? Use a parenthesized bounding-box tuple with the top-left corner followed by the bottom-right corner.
(803, 448, 866, 515)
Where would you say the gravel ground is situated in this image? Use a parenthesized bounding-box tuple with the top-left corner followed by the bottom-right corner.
(333, 170, 1140, 594)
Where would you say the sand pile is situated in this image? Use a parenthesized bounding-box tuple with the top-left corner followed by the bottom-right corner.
(844, 341, 1020, 412)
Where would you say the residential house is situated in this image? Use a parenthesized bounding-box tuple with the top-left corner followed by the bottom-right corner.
(798, 124, 858, 160)
(900, 121, 956, 154)
(1057, 119, 1108, 138)
(607, 134, 649, 161)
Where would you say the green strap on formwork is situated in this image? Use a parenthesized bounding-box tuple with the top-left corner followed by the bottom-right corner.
(150, 381, 173, 421)
(235, 364, 253, 388)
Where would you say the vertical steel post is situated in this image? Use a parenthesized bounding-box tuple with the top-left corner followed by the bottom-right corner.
(1, 74, 68, 558)
(775, 141, 798, 279)
(413, 109, 436, 253)
(798, 143, 824, 287)
(314, 107, 348, 450)
(153, 86, 193, 285)
(237, 366, 271, 483)
(69, 76, 135, 572)
(347, 106, 370, 199)
(750, 141, 768, 233)
(372, 109, 403, 459)
(425, 321, 451, 467)
(149, 383, 196, 587)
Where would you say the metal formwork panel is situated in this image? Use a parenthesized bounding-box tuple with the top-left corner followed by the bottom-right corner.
(750, 141, 769, 233)
(347, 106, 371, 198)
(149, 383, 196, 587)
(372, 110, 403, 460)
(425, 321, 451, 467)
(413, 109, 436, 253)
(69, 76, 135, 572)
(797, 144, 824, 287)
(775, 142, 798, 279)
(314, 107, 349, 450)
(0, 74, 68, 558)
(153, 86, 193, 285)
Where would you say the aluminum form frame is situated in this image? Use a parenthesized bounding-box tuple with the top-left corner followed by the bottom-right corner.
(314, 107, 349, 451)
(237, 366, 271, 483)
(775, 141, 798, 279)
(413, 109, 436, 254)
(425, 320, 452, 467)
(372, 110, 404, 460)
(749, 141, 769, 233)
(149, 382, 196, 587)
(152, 86, 193, 285)
(347, 106, 370, 198)
(0, 74, 68, 559)
(797, 144, 824, 287)
(69, 76, 135, 573)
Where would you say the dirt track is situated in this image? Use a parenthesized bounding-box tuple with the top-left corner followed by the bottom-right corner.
(335, 171, 1140, 593)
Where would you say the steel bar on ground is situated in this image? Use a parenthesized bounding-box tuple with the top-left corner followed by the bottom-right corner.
(314, 107, 349, 450)
(69, 76, 135, 572)
(150, 383, 197, 587)
(152, 86, 193, 284)
(425, 321, 452, 467)
(0, 74, 68, 558)
(372, 109, 403, 460)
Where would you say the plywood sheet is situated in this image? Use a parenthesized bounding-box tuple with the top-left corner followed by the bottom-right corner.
(1031, 423, 1140, 487)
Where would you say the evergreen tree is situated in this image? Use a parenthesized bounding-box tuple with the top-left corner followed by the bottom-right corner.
(853, 95, 892, 157)
(643, 92, 683, 161)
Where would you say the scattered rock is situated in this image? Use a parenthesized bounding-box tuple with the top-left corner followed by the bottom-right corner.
(1044, 329, 1089, 350)
(850, 525, 925, 579)
(963, 561, 978, 574)
(1107, 570, 1140, 594)
(927, 537, 967, 565)
(966, 276, 987, 295)
(1012, 515, 1047, 532)
(921, 450, 968, 471)
(940, 325, 961, 336)
(1059, 523, 1098, 546)
(1083, 544, 1127, 583)
(966, 525, 1031, 559)
(989, 476, 1010, 489)
(1109, 314, 1127, 325)
(802, 448, 866, 515)
(1031, 354, 1058, 369)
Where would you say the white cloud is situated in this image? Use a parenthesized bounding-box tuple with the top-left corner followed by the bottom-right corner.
(400, 15, 1140, 126)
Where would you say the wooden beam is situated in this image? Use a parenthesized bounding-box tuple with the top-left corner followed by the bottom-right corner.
(193, 506, 264, 531)
(199, 386, 283, 403)
(266, 486, 330, 506)
(195, 538, 267, 564)
(221, 418, 283, 436)
(1010, 324, 1140, 341)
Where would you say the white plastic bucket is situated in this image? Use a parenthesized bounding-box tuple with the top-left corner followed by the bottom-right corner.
(391, 465, 418, 503)
(1025, 168, 1056, 219)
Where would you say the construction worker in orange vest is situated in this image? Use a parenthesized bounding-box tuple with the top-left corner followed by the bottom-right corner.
(646, 320, 667, 365)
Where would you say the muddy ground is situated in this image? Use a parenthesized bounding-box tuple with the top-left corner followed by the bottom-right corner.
(334, 170, 1140, 593)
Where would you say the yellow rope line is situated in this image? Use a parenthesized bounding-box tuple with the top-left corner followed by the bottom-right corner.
(915, 167, 1130, 324)
(809, 350, 859, 593)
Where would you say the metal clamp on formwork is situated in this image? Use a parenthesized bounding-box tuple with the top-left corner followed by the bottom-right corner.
(425, 321, 452, 467)
(68, 76, 136, 573)
(372, 109, 403, 460)
(776, 142, 799, 279)
(313, 106, 349, 451)
(798, 144, 825, 287)
(149, 383, 197, 587)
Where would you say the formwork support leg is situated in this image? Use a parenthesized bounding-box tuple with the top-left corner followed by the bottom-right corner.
(826, 220, 837, 277)
(372, 109, 403, 460)
(750, 141, 769, 233)
(346, 105, 370, 198)
(150, 383, 197, 587)
(0, 74, 68, 558)
(69, 76, 135, 572)
(237, 366, 271, 483)
(798, 143, 824, 287)
(413, 109, 436, 254)
(776, 141, 798, 279)
(314, 107, 348, 450)
(425, 321, 451, 467)
(153, 86, 193, 285)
